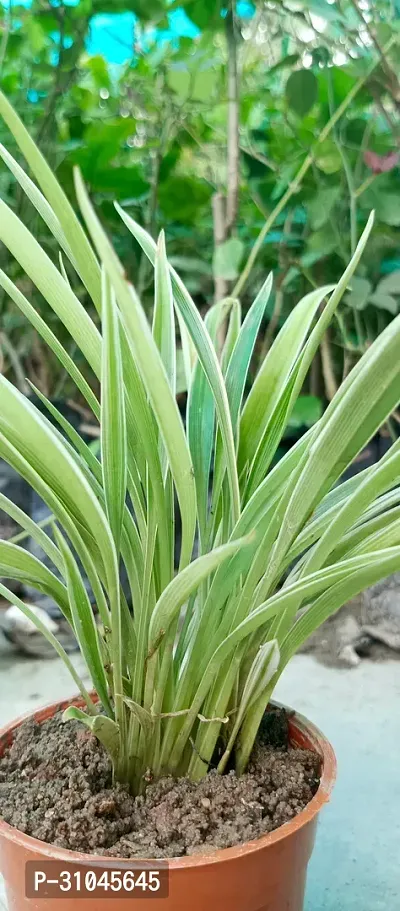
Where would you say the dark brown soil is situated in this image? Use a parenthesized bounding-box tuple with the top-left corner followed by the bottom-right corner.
(0, 710, 320, 858)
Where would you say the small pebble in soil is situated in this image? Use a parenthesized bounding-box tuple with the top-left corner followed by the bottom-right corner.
(0, 711, 321, 858)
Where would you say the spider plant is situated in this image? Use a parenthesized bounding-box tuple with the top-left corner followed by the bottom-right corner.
(0, 94, 400, 794)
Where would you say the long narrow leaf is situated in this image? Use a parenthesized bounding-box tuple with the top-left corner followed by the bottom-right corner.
(101, 271, 127, 554)
(0, 91, 101, 308)
(115, 205, 241, 529)
(0, 269, 99, 418)
(55, 527, 113, 716)
(0, 200, 101, 376)
(76, 172, 197, 571)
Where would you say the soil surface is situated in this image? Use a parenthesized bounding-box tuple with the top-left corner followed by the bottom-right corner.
(0, 709, 320, 858)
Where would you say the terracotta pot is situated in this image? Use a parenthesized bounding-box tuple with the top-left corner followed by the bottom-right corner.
(0, 695, 336, 911)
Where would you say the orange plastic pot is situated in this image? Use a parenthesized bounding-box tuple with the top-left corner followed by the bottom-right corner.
(0, 695, 336, 911)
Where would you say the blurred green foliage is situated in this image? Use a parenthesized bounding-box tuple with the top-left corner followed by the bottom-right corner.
(0, 0, 399, 412)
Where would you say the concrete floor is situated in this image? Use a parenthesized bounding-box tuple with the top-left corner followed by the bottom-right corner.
(0, 641, 399, 910)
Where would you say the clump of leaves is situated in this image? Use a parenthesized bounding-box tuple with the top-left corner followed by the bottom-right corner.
(0, 94, 400, 793)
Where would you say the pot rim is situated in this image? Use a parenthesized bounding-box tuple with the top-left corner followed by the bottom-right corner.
(0, 694, 336, 869)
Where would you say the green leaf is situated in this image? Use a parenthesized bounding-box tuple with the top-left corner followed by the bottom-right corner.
(268, 310, 400, 588)
(153, 231, 176, 396)
(101, 270, 127, 554)
(0, 583, 95, 713)
(167, 68, 191, 100)
(213, 237, 245, 281)
(0, 92, 101, 309)
(315, 140, 342, 174)
(0, 269, 99, 419)
(123, 698, 153, 737)
(303, 224, 337, 262)
(0, 199, 101, 378)
(346, 277, 372, 311)
(376, 271, 400, 295)
(0, 374, 118, 598)
(268, 54, 301, 76)
(287, 395, 323, 430)
(153, 231, 177, 480)
(63, 707, 120, 766)
(148, 534, 253, 651)
(0, 492, 64, 575)
(55, 527, 113, 717)
(226, 274, 273, 431)
(76, 172, 197, 571)
(188, 298, 233, 541)
(186, 0, 222, 29)
(369, 291, 399, 314)
(115, 205, 240, 530)
(158, 176, 212, 225)
(25, 18, 46, 52)
(280, 549, 400, 669)
(239, 285, 334, 474)
(362, 189, 400, 227)
(0, 540, 70, 619)
(0, 144, 77, 270)
(221, 300, 241, 375)
(86, 55, 111, 90)
(307, 186, 341, 231)
(285, 69, 318, 117)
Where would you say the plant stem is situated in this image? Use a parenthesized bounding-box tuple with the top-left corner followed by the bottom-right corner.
(320, 333, 338, 401)
(225, 0, 239, 235)
(212, 1, 240, 309)
(233, 39, 396, 298)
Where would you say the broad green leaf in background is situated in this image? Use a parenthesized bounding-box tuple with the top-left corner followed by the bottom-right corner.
(345, 277, 372, 310)
(213, 237, 244, 282)
(315, 140, 342, 174)
(376, 271, 400, 295)
(307, 186, 341, 231)
(369, 291, 399, 314)
(285, 69, 318, 117)
(287, 395, 323, 430)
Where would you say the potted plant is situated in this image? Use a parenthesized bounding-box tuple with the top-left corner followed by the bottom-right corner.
(0, 95, 400, 911)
